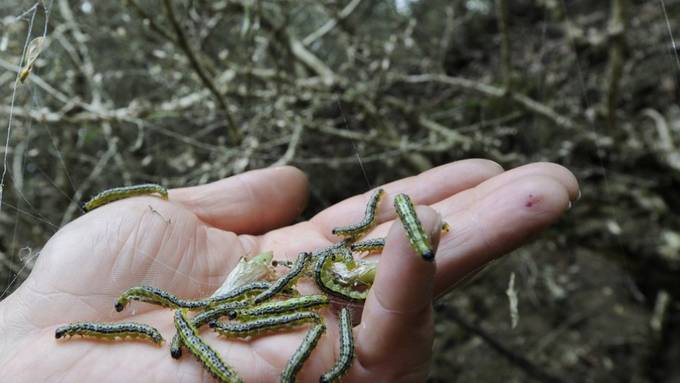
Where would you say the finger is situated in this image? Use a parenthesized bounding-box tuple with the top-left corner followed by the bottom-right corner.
(312, 159, 503, 237)
(474, 162, 579, 200)
(169, 166, 309, 233)
(433, 162, 579, 218)
(433, 174, 572, 296)
(354, 206, 441, 379)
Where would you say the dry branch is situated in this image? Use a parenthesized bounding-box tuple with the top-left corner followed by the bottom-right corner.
(162, 0, 240, 144)
(402, 74, 578, 130)
(496, 0, 512, 92)
(303, 0, 363, 46)
(443, 306, 567, 383)
(271, 123, 304, 167)
(605, 0, 629, 131)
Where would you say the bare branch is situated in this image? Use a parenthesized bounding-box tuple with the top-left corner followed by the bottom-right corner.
(303, 0, 363, 46)
(271, 123, 304, 167)
(402, 74, 578, 130)
(58, 0, 102, 105)
(60, 133, 118, 226)
(443, 306, 568, 383)
(127, 0, 176, 42)
(605, 0, 629, 131)
(162, 0, 240, 144)
(495, 0, 512, 92)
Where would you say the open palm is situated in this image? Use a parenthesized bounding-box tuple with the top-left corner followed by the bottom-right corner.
(0, 160, 578, 382)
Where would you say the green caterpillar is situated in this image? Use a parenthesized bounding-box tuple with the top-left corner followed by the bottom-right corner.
(332, 188, 384, 239)
(82, 184, 168, 212)
(55, 322, 163, 345)
(394, 193, 434, 261)
(174, 309, 243, 383)
(320, 308, 354, 383)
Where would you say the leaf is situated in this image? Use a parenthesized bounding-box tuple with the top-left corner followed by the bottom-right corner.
(19, 36, 45, 83)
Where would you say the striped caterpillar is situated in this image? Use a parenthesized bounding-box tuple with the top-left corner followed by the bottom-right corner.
(81, 184, 168, 212)
(55, 322, 163, 345)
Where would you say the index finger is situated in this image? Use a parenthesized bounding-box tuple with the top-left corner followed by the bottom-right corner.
(170, 166, 309, 234)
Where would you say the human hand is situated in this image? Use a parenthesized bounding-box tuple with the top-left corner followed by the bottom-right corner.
(0, 159, 578, 382)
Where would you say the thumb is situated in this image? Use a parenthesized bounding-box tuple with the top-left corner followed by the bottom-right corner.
(355, 204, 442, 378)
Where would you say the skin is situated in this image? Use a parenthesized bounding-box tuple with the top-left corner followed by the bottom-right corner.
(0, 159, 578, 382)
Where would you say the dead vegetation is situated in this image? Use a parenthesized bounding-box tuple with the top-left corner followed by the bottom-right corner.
(1, 0, 679, 381)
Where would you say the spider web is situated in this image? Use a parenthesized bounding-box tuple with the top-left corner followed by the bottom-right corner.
(1, 0, 55, 299)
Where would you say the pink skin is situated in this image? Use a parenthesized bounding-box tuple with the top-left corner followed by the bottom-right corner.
(0, 160, 578, 383)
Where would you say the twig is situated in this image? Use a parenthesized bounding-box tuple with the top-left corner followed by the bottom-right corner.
(310, 122, 463, 153)
(402, 74, 578, 130)
(605, 0, 629, 131)
(443, 306, 567, 383)
(162, 0, 240, 144)
(0, 105, 225, 152)
(643, 109, 675, 152)
(438, 5, 456, 70)
(496, 0, 512, 92)
(221, 2, 338, 86)
(102, 122, 132, 185)
(127, 0, 176, 42)
(383, 96, 472, 148)
(58, 0, 102, 105)
(60, 134, 118, 226)
(643, 108, 680, 171)
(650, 290, 671, 334)
(644, 290, 673, 382)
(531, 299, 607, 354)
(289, 39, 338, 86)
(271, 123, 304, 167)
(303, 0, 363, 46)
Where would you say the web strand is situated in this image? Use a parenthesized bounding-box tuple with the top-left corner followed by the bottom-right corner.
(0, 1, 53, 215)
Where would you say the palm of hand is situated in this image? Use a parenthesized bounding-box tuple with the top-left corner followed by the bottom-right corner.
(0, 161, 578, 382)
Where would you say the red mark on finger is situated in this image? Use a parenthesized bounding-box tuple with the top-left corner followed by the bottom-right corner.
(525, 193, 542, 208)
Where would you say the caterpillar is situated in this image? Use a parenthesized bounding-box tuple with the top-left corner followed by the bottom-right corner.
(332, 188, 384, 239)
(55, 322, 163, 345)
(314, 246, 368, 303)
(349, 224, 448, 256)
(349, 238, 385, 254)
(313, 240, 355, 264)
(280, 323, 326, 383)
(81, 183, 168, 212)
(116, 281, 272, 312)
(231, 294, 329, 320)
(320, 308, 354, 383)
(114, 285, 209, 312)
(170, 300, 249, 359)
(253, 252, 312, 304)
(209, 311, 322, 339)
(174, 309, 243, 383)
(393, 193, 434, 261)
(209, 281, 281, 307)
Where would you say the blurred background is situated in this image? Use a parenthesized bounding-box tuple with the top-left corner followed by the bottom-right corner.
(1, 0, 679, 381)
